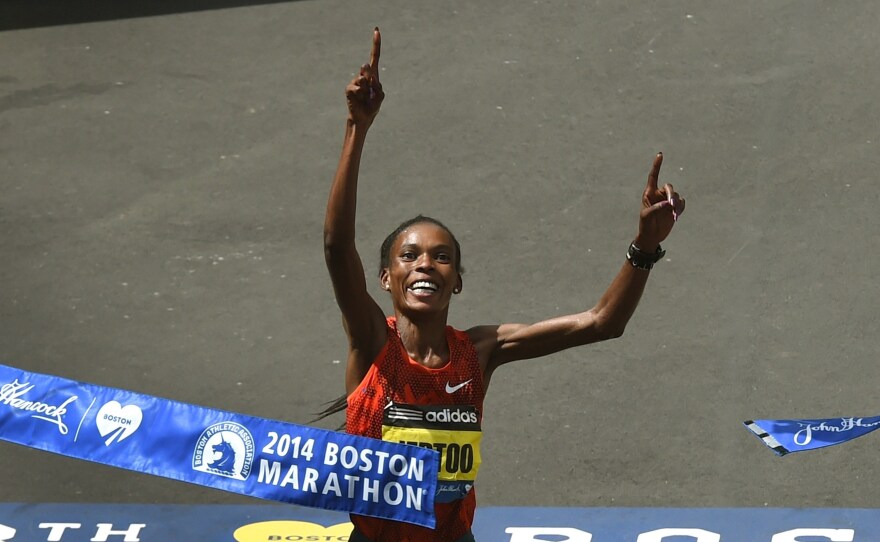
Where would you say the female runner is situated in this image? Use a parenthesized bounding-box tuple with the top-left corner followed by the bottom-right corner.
(323, 28, 685, 542)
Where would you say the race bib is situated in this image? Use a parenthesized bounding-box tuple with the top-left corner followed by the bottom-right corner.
(382, 402, 481, 503)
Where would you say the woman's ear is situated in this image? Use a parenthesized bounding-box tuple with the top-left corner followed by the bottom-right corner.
(379, 269, 390, 291)
(453, 274, 463, 294)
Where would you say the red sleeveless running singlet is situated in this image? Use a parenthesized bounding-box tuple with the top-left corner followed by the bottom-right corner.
(347, 317, 485, 542)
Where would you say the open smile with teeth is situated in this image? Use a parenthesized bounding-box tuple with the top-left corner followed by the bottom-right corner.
(408, 280, 440, 296)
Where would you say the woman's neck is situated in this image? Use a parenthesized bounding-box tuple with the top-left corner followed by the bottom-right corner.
(394, 311, 449, 368)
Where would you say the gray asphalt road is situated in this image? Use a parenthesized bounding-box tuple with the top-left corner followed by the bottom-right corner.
(2, 0, 879, 509)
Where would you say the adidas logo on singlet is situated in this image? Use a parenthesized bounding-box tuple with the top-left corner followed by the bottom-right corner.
(425, 408, 478, 424)
(386, 404, 479, 425)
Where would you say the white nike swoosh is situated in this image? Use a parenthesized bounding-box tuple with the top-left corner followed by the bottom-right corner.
(445, 379, 472, 394)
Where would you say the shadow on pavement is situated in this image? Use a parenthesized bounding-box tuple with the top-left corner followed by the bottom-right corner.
(0, 0, 304, 31)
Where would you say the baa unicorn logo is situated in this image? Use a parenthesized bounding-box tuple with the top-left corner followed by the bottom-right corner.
(192, 421, 255, 481)
(208, 437, 237, 475)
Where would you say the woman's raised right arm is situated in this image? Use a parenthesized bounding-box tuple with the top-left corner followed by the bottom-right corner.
(323, 29, 388, 393)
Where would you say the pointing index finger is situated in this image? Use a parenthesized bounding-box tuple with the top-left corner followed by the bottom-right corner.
(370, 27, 381, 75)
(647, 152, 662, 192)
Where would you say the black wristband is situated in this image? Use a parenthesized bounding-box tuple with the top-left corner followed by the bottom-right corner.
(626, 242, 666, 270)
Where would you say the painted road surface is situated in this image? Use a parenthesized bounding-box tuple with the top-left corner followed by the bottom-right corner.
(0, 504, 876, 541)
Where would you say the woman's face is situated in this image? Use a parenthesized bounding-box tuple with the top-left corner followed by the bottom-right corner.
(381, 222, 462, 314)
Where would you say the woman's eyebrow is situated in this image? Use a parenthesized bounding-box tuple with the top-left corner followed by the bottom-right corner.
(398, 242, 453, 252)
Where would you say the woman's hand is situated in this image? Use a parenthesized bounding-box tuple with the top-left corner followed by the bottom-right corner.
(636, 152, 685, 251)
(345, 28, 384, 128)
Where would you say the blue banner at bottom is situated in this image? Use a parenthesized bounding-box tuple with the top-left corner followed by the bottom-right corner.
(0, 504, 876, 542)
(0, 364, 438, 527)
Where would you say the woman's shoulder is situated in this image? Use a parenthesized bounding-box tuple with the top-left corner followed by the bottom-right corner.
(459, 324, 500, 358)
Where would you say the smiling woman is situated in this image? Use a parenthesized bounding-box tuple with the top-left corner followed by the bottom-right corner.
(378, 218, 463, 324)
(321, 28, 685, 542)
(379, 215, 464, 276)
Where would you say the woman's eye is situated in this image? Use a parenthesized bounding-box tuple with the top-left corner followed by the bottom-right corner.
(401, 252, 416, 260)
(436, 253, 450, 263)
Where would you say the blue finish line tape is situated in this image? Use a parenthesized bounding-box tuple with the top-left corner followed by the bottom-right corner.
(744, 415, 880, 456)
(0, 364, 438, 527)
